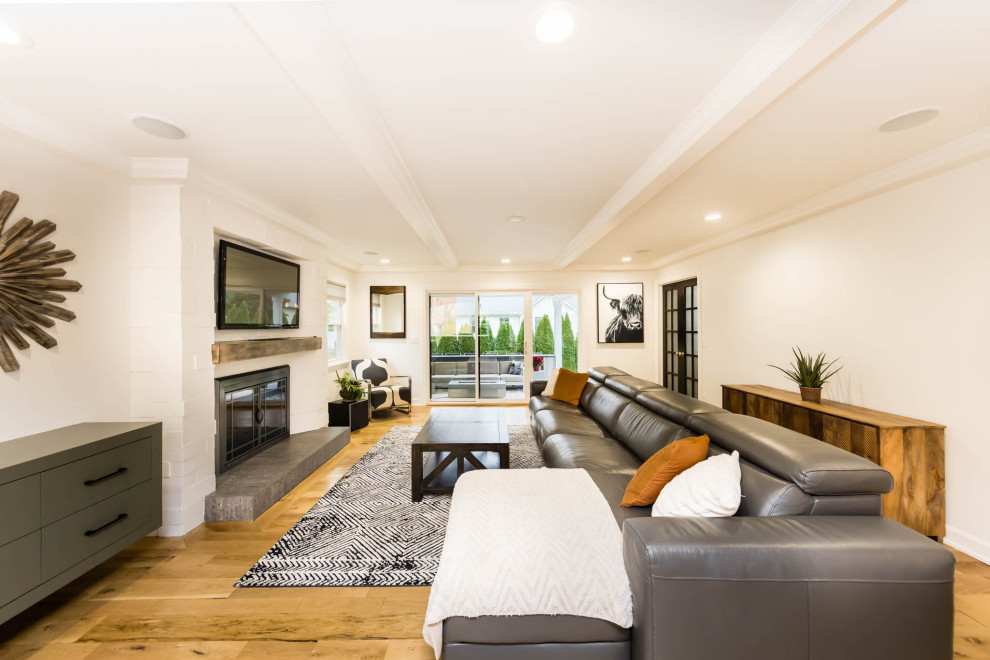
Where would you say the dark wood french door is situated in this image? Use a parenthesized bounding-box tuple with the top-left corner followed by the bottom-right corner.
(662, 278, 699, 397)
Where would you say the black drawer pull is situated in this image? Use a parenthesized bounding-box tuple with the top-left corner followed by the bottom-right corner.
(84, 467, 127, 486)
(84, 513, 128, 537)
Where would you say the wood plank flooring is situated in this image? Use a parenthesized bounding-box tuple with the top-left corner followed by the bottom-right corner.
(0, 405, 986, 659)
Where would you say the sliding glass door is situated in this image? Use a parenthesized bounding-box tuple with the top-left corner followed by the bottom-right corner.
(531, 293, 579, 384)
(429, 291, 578, 403)
(478, 295, 525, 401)
(429, 295, 476, 400)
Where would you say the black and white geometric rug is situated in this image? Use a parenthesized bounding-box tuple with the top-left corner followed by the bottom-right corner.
(235, 424, 544, 588)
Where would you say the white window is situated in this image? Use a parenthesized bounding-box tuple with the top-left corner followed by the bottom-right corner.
(327, 282, 346, 364)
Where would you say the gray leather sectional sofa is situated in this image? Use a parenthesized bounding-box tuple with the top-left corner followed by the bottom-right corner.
(439, 366, 955, 660)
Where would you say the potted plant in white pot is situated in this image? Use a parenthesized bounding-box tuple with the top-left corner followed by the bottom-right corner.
(769, 347, 842, 403)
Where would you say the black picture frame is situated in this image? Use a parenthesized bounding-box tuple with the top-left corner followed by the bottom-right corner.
(596, 282, 644, 344)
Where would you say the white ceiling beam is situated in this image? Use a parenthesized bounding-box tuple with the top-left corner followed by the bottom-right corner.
(554, 0, 903, 269)
(649, 126, 990, 270)
(231, 2, 459, 270)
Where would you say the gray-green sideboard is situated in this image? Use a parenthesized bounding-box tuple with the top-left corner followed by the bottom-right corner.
(0, 422, 162, 625)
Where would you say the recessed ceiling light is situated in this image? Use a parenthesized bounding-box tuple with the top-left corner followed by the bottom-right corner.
(501, 258, 512, 264)
(534, 8, 576, 44)
(621, 256, 632, 262)
(0, 19, 30, 47)
(505, 215, 525, 223)
(379, 258, 390, 264)
(704, 213, 722, 221)
(130, 114, 187, 140)
(878, 107, 939, 133)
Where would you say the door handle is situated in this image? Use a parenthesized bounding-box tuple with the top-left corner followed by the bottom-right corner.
(676, 351, 685, 357)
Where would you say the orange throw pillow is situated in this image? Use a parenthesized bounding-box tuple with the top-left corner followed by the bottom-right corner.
(621, 435, 710, 507)
(548, 368, 590, 406)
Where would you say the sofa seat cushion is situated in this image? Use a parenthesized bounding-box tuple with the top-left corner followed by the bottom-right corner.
(535, 409, 606, 440)
(587, 471, 652, 526)
(542, 433, 641, 475)
(529, 395, 582, 416)
(444, 614, 630, 644)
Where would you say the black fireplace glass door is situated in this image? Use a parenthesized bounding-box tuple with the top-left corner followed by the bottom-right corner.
(225, 387, 257, 465)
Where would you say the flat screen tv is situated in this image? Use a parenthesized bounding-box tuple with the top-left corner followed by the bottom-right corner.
(217, 240, 300, 329)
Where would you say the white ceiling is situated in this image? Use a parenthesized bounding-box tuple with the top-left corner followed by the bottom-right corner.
(0, 1, 986, 271)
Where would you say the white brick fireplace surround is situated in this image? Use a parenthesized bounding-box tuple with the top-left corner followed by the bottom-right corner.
(129, 159, 336, 536)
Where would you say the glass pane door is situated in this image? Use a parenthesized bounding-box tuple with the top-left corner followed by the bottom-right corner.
(429, 295, 477, 400)
(531, 293, 579, 382)
(478, 295, 525, 401)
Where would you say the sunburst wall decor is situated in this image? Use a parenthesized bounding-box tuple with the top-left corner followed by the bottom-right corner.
(0, 190, 81, 373)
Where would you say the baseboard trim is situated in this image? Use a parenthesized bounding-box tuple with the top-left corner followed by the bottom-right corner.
(944, 525, 990, 565)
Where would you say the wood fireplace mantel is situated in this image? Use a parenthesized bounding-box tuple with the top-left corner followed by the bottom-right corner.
(211, 336, 322, 364)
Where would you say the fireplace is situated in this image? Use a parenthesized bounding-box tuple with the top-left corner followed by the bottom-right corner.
(215, 365, 290, 473)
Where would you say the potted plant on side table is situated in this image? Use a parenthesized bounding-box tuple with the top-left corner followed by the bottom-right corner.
(334, 371, 366, 402)
(769, 347, 842, 403)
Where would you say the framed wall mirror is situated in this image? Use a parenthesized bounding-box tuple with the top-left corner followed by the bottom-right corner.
(370, 285, 406, 338)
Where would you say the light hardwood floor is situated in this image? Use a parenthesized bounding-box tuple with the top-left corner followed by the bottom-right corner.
(0, 405, 987, 659)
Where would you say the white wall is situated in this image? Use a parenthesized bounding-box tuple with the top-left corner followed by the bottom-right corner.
(654, 156, 990, 561)
(347, 270, 659, 404)
(0, 134, 131, 441)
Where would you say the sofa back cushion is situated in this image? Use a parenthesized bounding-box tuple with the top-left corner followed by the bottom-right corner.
(480, 360, 499, 375)
(689, 413, 894, 496)
(433, 362, 455, 376)
(635, 389, 724, 426)
(613, 402, 696, 462)
(588, 366, 628, 383)
(604, 375, 665, 399)
(707, 445, 814, 516)
(581, 383, 632, 436)
(579, 379, 603, 410)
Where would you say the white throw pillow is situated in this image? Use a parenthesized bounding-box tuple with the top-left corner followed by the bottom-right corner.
(542, 368, 560, 397)
(652, 450, 742, 518)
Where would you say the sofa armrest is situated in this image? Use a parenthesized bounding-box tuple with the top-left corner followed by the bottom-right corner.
(622, 516, 954, 660)
(530, 380, 548, 397)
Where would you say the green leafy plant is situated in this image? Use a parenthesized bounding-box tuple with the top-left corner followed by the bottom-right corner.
(769, 347, 842, 388)
(494, 321, 514, 354)
(534, 314, 554, 355)
(562, 313, 577, 371)
(514, 324, 525, 354)
(478, 318, 494, 354)
(457, 323, 475, 354)
(334, 370, 366, 401)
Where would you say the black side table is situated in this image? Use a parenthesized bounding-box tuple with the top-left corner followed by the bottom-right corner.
(328, 398, 370, 431)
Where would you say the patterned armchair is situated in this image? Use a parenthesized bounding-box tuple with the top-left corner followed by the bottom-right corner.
(350, 358, 412, 415)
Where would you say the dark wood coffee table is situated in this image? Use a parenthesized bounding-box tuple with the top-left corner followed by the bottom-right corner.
(411, 408, 509, 501)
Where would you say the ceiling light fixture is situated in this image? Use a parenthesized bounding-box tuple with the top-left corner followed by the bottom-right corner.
(505, 215, 525, 223)
(379, 258, 390, 264)
(130, 114, 187, 140)
(704, 213, 722, 221)
(501, 258, 512, 264)
(0, 19, 30, 47)
(534, 7, 576, 44)
(878, 107, 939, 133)
(621, 256, 632, 262)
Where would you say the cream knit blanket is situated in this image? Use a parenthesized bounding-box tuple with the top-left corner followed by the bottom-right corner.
(423, 468, 633, 657)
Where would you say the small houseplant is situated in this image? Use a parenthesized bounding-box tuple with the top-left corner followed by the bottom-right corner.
(769, 347, 842, 403)
(334, 371, 366, 402)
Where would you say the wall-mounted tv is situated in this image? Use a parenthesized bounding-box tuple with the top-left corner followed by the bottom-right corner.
(217, 240, 300, 329)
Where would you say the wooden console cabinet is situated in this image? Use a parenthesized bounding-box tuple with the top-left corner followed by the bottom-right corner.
(722, 385, 944, 538)
(0, 422, 162, 625)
